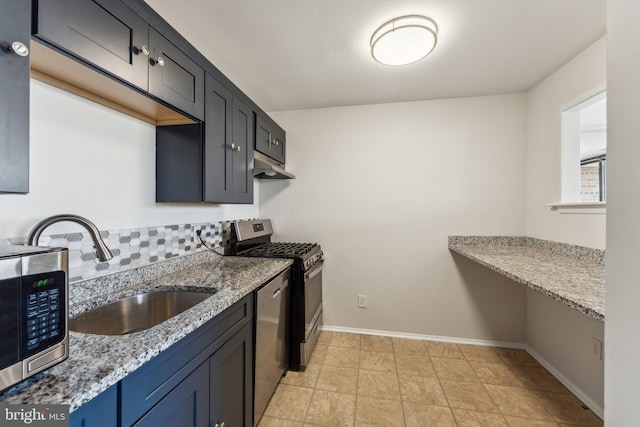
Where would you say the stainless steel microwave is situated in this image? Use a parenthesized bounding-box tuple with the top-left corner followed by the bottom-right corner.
(0, 245, 69, 392)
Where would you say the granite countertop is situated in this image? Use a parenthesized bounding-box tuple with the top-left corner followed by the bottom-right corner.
(0, 253, 293, 411)
(448, 236, 605, 322)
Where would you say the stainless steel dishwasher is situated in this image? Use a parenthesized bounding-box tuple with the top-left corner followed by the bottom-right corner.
(254, 268, 290, 426)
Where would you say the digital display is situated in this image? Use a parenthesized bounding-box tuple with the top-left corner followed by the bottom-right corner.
(32, 278, 54, 289)
(253, 223, 265, 232)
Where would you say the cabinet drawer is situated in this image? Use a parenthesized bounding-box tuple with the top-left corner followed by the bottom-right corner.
(33, 0, 149, 90)
(121, 295, 253, 426)
(255, 114, 286, 164)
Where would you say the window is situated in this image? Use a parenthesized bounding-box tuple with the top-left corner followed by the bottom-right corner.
(561, 90, 606, 203)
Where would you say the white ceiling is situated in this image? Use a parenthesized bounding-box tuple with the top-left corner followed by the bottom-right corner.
(144, 0, 606, 112)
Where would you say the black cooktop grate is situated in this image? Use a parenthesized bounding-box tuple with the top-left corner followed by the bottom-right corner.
(240, 242, 318, 258)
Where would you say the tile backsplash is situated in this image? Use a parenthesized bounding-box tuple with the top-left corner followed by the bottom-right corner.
(0, 221, 236, 282)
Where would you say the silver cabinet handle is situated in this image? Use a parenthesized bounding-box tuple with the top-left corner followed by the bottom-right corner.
(134, 45, 149, 56)
(228, 143, 236, 151)
(9, 41, 29, 57)
(156, 56, 165, 67)
(215, 422, 225, 427)
(272, 287, 281, 299)
(236, 145, 241, 152)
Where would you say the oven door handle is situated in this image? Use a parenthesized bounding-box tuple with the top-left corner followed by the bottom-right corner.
(304, 259, 324, 280)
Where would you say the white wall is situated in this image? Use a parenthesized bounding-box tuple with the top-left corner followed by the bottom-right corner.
(263, 94, 527, 342)
(604, 0, 640, 423)
(526, 289, 604, 412)
(522, 36, 607, 414)
(526, 36, 606, 249)
(0, 79, 258, 239)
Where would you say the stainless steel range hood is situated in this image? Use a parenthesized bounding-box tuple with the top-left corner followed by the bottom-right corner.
(253, 151, 295, 179)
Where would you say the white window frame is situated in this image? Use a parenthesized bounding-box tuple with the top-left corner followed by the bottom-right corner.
(550, 83, 606, 214)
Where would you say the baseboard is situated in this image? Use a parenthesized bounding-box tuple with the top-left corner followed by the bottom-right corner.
(525, 345, 604, 420)
(321, 324, 604, 420)
(321, 324, 524, 349)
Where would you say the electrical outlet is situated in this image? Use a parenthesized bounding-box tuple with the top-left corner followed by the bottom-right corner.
(358, 294, 367, 308)
(591, 338, 603, 360)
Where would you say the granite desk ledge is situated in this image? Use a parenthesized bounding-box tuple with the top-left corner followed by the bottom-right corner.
(448, 236, 605, 322)
(0, 254, 293, 412)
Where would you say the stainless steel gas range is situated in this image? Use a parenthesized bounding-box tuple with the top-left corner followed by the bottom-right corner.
(230, 219, 324, 371)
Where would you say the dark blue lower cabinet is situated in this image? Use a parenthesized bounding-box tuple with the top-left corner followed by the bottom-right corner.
(210, 322, 253, 427)
(70, 385, 117, 427)
(133, 361, 209, 427)
(69, 295, 255, 427)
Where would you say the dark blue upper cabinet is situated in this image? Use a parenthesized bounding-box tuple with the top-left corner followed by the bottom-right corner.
(33, 0, 149, 90)
(203, 74, 255, 204)
(148, 27, 204, 121)
(230, 96, 254, 203)
(156, 73, 253, 204)
(203, 75, 234, 203)
(32, 0, 204, 121)
(255, 114, 286, 165)
(0, 0, 30, 194)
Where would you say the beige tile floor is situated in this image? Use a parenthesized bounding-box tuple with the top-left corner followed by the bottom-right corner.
(258, 332, 603, 427)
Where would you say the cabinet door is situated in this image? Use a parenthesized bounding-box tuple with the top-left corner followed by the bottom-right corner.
(255, 115, 286, 164)
(149, 27, 204, 120)
(70, 385, 117, 427)
(231, 96, 254, 204)
(0, 0, 30, 193)
(156, 123, 203, 203)
(33, 0, 149, 90)
(210, 322, 253, 427)
(203, 75, 254, 204)
(204, 74, 233, 203)
(134, 362, 209, 427)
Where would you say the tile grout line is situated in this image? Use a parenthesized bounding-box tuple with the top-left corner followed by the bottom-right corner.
(391, 339, 408, 427)
(458, 346, 498, 424)
(428, 343, 461, 427)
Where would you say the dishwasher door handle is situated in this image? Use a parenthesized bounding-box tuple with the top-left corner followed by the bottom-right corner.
(272, 288, 281, 299)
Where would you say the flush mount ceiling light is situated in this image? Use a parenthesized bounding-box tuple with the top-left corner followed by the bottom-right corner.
(370, 15, 438, 66)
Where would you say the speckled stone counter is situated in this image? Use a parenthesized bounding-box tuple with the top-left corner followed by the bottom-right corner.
(448, 236, 605, 322)
(0, 252, 292, 411)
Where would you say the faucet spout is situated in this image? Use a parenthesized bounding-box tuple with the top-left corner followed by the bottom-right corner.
(27, 214, 113, 262)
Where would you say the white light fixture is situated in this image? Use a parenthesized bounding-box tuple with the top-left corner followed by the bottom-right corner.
(370, 15, 438, 66)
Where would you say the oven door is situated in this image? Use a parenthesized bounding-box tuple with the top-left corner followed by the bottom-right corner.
(303, 259, 324, 341)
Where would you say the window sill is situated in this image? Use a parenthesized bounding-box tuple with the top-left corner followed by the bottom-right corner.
(547, 202, 606, 214)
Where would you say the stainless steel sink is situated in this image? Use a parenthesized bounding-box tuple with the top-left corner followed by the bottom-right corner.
(69, 290, 215, 335)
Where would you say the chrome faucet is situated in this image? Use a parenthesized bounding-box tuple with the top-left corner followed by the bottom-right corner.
(27, 214, 113, 262)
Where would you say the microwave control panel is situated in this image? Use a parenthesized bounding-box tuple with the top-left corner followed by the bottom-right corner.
(21, 271, 66, 357)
